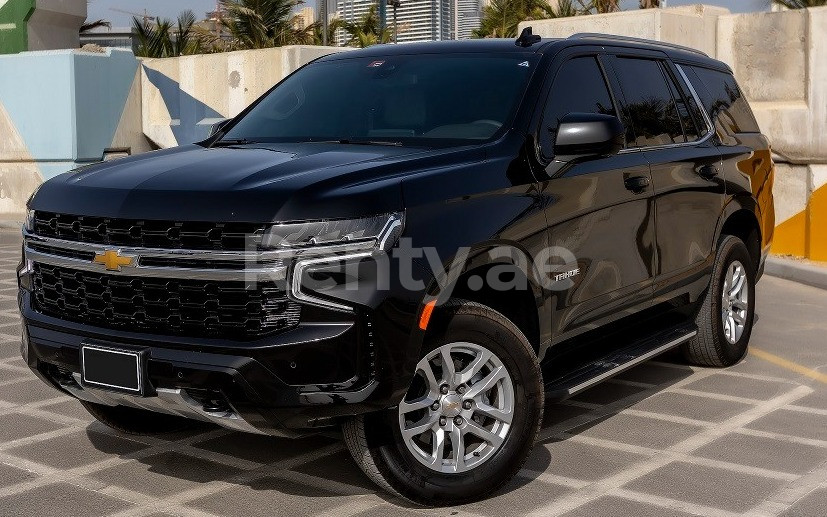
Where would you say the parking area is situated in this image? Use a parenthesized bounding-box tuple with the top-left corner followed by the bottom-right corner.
(0, 227, 826, 517)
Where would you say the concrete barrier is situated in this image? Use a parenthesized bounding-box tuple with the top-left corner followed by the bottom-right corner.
(140, 45, 351, 148)
(0, 45, 347, 217)
(0, 47, 148, 217)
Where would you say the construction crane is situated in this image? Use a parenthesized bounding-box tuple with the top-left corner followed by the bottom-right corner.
(110, 8, 157, 25)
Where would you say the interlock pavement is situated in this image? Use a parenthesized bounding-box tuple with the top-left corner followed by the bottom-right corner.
(0, 228, 826, 517)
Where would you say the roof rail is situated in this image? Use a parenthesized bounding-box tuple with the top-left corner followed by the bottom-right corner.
(567, 33, 708, 57)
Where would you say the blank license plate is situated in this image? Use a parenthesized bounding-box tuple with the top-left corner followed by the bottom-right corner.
(81, 345, 143, 394)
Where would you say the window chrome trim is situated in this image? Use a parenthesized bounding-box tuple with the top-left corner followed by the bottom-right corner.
(676, 63, 716, 136)
(618, 63, 716, 155)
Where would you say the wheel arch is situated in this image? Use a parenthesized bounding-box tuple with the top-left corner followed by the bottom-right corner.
(419, 244, 549, 358)
(716, 196, 762, 273)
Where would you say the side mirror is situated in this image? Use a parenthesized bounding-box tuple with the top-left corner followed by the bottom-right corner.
(209, 119, 232, 137)
(552, 113, 625, 163)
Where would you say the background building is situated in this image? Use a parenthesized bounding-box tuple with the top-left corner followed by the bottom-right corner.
(335, 0, 482, 44)
(293, 6, 316, 30)
(79, 27, 137, 52)
(454, 0, 482, 39)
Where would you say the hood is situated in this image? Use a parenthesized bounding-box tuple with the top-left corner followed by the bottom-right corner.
(30, 142, 477, 222)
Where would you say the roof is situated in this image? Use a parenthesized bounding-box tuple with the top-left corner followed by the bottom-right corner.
(317, 38, 557, 61)
(318, 33, 725, 70)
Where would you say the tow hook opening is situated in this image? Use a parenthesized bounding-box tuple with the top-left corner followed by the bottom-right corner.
(184, 389, 232, 414)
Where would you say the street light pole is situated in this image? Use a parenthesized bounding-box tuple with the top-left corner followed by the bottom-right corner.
(387, 0, 401, 43)
(322, 0, 328, 46)
(379, 0, 388, 38)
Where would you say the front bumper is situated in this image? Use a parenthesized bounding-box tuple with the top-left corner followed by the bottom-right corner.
(20, 288, 420, 435)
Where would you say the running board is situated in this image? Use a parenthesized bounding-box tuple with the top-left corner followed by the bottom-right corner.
(544, 323, 697, 400)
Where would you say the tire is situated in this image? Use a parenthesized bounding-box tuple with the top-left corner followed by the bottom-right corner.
(682, 235, 756, 367)
(343, 300, 544, 505)
(80, 401, 195, 435)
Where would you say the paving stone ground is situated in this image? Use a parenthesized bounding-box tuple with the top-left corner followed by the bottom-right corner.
(1, 228, 826, 516)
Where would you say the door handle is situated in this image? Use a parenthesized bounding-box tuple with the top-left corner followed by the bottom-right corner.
(624, 175, 650, 192)
(696, 164, 720, 179)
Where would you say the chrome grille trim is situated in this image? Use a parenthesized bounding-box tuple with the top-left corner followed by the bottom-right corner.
(23, 231, 373, 282)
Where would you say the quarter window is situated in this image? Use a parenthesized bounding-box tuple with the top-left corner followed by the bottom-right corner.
(539, 56, 616, 160)
(663, 64, 700, 142)
(614, 57, 685, 148)
(686, 66, 761, 136)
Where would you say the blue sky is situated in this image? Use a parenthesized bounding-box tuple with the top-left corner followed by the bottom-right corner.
(88, 0, 769, 28)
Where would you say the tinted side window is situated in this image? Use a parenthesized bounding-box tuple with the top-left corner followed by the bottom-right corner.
(686, 66, 761, 135)
(540, 57, 615, 159)
(672, 66, 709, 138)
(662, 65, 700, 142)
(614, 57, 684, 147)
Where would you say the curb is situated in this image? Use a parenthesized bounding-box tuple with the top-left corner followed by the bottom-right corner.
(765, 257, 827, 291)
(0, 221, 22, 231)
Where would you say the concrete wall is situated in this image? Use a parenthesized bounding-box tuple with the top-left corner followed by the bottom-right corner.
(523, 5, 827, 261)
(140, 45, 351, 148)
(0, 45, 346, 217)
(0, 0, 84, 54)
(0, 48, 149, 217)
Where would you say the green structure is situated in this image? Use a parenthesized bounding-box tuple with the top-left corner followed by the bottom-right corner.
(0, 0, 36, 54)
(0, 0, 85, 55)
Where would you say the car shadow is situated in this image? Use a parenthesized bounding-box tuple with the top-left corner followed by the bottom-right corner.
(83, 353, 698, 505)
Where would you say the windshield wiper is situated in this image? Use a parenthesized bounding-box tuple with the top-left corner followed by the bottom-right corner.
(311, 139, 403, 147)
(211, 138, 257, 147)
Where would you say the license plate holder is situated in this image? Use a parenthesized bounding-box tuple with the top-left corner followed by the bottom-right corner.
(80, 344, 146, 395)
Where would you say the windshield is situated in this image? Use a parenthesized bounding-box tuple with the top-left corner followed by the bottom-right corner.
(222, 53, 538, 147)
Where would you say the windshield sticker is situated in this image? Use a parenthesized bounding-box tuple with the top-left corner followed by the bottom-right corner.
(518, 61, 530, 67)
(368, 61, 385, 68)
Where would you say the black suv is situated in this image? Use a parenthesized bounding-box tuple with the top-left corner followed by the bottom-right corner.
(19, 32, 775, 505)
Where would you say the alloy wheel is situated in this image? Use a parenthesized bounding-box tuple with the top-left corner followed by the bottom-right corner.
(721, 259, 749, 344)
(398, 342, 515, 474)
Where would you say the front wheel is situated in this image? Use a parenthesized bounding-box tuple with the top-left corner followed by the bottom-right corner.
(343, 300, 544, 505)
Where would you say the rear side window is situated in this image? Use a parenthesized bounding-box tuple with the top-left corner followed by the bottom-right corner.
(613, 57, 685, 148)
(540, 56, 616, 160)
(663, 66, 700, 142)
(685, 66, 761, 135)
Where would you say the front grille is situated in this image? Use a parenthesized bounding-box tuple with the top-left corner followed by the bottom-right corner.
(31, 263, 300, 340)
(32, 211, 268, 251)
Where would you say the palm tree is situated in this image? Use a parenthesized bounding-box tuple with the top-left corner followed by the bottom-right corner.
(220, 0, 310, 49)
(312, 18, 345, 46)
(770, 0, 827, 7)
(133, 11, 200, 58)
(80, 2, 111, 34)
(343, 6, 393, 47)
(577, 0, 620, 13)
(474, 0, 577, 39)
(639, 0, 661, 8)
(80, 19, 111, 34)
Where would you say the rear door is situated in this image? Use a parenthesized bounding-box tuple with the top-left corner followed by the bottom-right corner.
(605, 53, 723, 305)
(535, 48, 656, 342)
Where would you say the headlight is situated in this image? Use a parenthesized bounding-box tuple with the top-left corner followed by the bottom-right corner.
(280, 212, 404, 312)
(23, 209, 35, 233)
(262, 212, 404, 254)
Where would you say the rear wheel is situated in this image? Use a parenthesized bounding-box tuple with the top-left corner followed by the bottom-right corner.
(343, 300, 543, 505)
(682, 235, 756, 367)
(81, 401, 195, 435)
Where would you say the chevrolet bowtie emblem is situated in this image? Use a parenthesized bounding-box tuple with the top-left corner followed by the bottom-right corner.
(93, 250, 135, 271)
